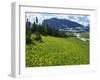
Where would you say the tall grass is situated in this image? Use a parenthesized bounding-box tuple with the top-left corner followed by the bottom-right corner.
(26, 34, 89, 67)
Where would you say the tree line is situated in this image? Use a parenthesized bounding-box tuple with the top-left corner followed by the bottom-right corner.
(26, 17, 70, 44)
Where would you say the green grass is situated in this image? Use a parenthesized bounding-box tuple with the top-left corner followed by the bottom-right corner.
(26, 34, 89, 67)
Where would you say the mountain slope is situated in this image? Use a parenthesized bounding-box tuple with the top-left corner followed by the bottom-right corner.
(42, 18, 84, 29)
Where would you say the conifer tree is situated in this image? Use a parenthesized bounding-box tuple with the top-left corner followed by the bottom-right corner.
(34, 17, 42, 41)
(26, 19, 32, 44)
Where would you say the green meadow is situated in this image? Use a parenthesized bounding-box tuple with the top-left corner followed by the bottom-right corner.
(26, 34, 89, 67)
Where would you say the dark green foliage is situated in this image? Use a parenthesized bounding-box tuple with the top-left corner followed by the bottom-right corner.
(26, 19, 32, 44)
(27, 17, 43, 42)
(26, 19, 31, 36)
(57, 31, 67, 38)
(34, 31, 42, 41)
(46, 26, 53, 35)
(26, 36, 32, 44)
(26, 17, 75, 44)
(36, 17, 38, 23)
(31, 21, 37, 33)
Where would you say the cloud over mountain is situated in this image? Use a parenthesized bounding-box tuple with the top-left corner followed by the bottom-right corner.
(26, 13, 90, 26)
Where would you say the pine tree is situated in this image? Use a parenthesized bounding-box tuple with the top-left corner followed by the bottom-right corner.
(34, 17, 42, 41)
(36, 17, 38, 24)
(32, 21, 36, 33)
(26, 19, 31, 36)
(26, 19, 32, 44)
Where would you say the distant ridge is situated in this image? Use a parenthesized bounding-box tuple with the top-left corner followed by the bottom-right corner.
(42, 18, 84, 28)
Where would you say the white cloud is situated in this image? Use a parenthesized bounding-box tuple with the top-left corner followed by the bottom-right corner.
(26, 13, 90, 26)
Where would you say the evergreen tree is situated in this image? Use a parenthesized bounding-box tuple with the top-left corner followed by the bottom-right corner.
(36, 17, 38, 24)
(34, 17, 42, 41)
(26, 19, 32, 44)
(43, 24, 48, 36)
(32, 21, 36, 33)
(26, 19, 31, 36)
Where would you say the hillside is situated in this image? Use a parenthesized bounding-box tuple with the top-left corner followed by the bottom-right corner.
(26, 35, 89, 67)
(42, 18, 84, 28)
(42, 18, 89, 32)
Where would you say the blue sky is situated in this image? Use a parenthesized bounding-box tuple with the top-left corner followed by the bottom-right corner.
(26, 13, 90, 26)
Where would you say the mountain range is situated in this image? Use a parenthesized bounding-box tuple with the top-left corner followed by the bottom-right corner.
(42, 18, 89, 32)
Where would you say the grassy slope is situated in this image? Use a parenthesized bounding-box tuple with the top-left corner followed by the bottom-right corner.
(26, 35, 89, 67)
(80, 32, 89, 39)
